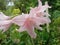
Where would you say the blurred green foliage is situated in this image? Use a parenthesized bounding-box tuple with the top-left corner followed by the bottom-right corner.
(0, 0, 6, 10)
(0, 0, 60, 45)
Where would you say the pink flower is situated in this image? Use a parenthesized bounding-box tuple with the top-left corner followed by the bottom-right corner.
(0, 12, 12, 32)
(12, 13, 50, 38)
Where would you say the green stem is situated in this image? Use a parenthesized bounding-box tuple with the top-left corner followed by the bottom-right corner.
(31, 38, 34, 45)
(46, 23, 49, 32)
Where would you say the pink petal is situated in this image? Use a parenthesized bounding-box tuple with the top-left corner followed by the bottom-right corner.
(0, 20, 12, 25)
(26, 26, 36, 38)
(18, 26, 26, 32)
(12, 14, 29, 26)
(45, 1, 51, 8)
(39, 2, 51, 12)
(0, 20, 12, 32)
(23, 18, 36, 38)
(34, 17, 51, 25)
(30, 7, 38, 15)
(0, 12, 10, 20)
(38, 0, 42, 6)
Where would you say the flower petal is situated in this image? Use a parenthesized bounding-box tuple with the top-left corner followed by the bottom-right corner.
(0, 20, 12, 32)
(0, 20, 12, 25)
(26, 26, 36, 38)
(0, 12, 10, 20)
(18, 26, 26, 32)
(12, 14, 28, 26)
(34, 17, 51, 25)
(38, 0, 42, 6)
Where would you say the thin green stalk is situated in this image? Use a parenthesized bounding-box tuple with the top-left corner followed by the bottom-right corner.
(31, 38, 34, 45)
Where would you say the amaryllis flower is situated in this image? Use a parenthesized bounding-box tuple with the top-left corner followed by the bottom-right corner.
(12, 13, 50, 38)
(0, 12, 12, 32)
